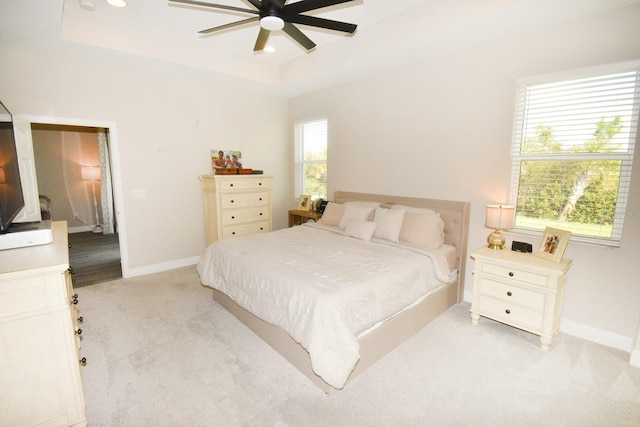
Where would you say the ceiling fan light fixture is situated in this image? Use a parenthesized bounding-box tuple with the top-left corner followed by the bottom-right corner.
(106, 0, 127, 7)
(260, 16, 284, 31)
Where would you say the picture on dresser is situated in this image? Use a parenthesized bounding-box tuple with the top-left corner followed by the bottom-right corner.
(297, 194, 311, 211)
(535, 227, 571, 263)
(211, 149, 243, 170)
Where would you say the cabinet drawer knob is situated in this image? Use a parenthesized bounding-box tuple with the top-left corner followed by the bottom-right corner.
(230, 200, 234, 203)
(230, 183, 234, 187)
(71, 298, 79, 305)
(75, 328, 83, 336)
(508, 272, 514, 277)
(259, 197, 262, 201)
(505, 309, 511, 315)
(78, 316, 84, 323)
(231, 216, 235, 219)
(507, 291, 512, 297)
(260, 212, 263, 216)
(232, 232, 236, 235)
(259, 182, 262, 186)
(79, 357, 87, 366)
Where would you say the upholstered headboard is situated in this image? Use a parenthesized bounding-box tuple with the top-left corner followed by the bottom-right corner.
(333, 191, 471, 302)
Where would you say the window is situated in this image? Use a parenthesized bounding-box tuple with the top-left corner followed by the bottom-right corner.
(510, 62, 640, 246)
(294, 118, 327, 200)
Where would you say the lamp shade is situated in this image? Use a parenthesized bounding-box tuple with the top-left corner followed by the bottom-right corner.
(485, 205, 515, 230)
(81, 166, 101, 181)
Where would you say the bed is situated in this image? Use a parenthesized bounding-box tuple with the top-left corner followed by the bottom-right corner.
(197, 191, 470, 393)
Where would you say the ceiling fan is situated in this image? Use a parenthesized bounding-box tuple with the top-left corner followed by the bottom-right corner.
(169, 0, 359, 52)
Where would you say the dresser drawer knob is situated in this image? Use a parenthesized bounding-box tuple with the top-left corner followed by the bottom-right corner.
(71, 298, 79, 305)
(75, 328, 83, 336)
(259, 197, 262, 201)
(508, 272, 514, 277)
(79, 357, 87, 366)
(231, 216, 235, 219)
(507, 291, 512, 297)
(259, 182, 262, 186)
(230, 200, 235, 203)
(230, 183, 234, 187)
(232, 232, 236, 235)
(78, 316, 84, 323)
(260, 212, 263, 216)
(505, 309, 511, 315)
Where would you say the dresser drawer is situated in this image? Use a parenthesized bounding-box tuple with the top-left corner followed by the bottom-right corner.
(220, 192, 270, 209)
(480, 261, 548, 286)
(221, 207, 270, 226)
(477, 295, 544, 331)
(0, 273, 66, 319)
(218, 178, 272, 192)
(476, 276, 546, 311)
(222, 221, 271, 239)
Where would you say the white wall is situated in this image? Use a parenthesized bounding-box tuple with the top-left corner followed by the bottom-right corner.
(289, 5, 640, 348)
(0, 40, 289, 276)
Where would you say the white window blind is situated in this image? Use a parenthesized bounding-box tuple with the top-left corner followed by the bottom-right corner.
(294, 118, 328, 200)
(510, 61, 640, 246)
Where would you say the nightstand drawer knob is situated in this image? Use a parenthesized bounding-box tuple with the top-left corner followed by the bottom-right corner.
(508, 272, 514, 277)
(507, 291, 512, 296)
(505, 309, 511, 315)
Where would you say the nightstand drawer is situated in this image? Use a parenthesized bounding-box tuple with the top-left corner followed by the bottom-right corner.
(221, 207, 270, 225)
(477, 277, 546, 310)
(220, 192, 270, 209)
(477, 295, 544, 330)
(480, 262, 548, 286)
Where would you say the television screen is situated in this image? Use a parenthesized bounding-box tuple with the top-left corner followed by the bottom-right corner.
(0, 101, 25, 233)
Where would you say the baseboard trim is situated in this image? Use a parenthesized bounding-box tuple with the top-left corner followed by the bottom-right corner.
(560, 318, 633, 353)
(124, 256, 200, 278)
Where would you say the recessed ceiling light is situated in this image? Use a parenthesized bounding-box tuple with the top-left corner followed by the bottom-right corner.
(106, 0, 127, 7)
(264, 46, 277, 53)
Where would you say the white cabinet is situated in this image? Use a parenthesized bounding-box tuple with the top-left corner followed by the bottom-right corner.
(199, 174, 273, 246)
(0, 221, 87, 427)
(470, 246, 572, 349)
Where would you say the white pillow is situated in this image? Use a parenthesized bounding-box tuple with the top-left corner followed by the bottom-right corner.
(318, 202, 345, 227)
(372, 207, 406, 242)
(398, 212, 445, 249)
(343, 221, 377, 242)
(339, 204, 375, 229)
(391, 204, 439, 216)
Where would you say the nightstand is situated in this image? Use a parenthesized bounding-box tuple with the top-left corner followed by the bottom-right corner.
(470, 246, 572, 350)
(288, 209, 322, 227)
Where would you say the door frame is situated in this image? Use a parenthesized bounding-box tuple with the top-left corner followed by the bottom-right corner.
(15, 114, 129, 277)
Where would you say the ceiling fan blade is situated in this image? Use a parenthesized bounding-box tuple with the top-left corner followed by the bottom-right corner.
(245, 0, 262, 9)
(284, 0, 354, 15)
(198, 16, 259, 34)
(283, 22, 316, 51)
(287, 14, 356, 33)
(169, 0, 258, 15)
(253, 28, 271, 51)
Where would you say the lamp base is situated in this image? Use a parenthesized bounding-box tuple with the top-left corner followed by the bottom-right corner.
(487, 230, 505, 250)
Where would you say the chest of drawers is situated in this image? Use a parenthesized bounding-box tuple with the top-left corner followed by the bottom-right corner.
(469, 246, 572, 349)
(199, 174, 273, 246)
(0, 221, 87, 426)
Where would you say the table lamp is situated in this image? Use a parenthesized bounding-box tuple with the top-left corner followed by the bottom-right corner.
(485, 205, 515, 250)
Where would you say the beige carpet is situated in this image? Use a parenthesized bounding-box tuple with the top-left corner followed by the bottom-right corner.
(76, 266, 640, 426)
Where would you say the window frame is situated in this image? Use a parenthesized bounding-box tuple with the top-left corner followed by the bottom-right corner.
(294, 118, 328, 201)
(509, 61, 640, 247)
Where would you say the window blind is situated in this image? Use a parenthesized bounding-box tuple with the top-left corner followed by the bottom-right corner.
(294, 118, 328, 200)
(510, 62, 640, 246)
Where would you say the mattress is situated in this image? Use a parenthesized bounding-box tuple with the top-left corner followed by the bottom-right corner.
(197, 223, 453, 389)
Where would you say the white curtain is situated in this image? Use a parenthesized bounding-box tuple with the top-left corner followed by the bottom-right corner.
(98, 129, 115, 234)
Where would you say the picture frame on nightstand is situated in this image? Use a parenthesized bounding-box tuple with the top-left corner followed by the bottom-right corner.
(297, 194, 311, 211)
(535, 227, 571, 263)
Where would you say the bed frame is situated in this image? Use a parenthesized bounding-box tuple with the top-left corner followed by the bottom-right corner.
(210, 191, 470, 393)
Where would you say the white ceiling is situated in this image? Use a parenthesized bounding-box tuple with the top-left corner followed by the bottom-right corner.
(3, 0, 640, 96)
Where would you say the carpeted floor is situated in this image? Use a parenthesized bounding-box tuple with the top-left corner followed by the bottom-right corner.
(76, 266, 640, 426)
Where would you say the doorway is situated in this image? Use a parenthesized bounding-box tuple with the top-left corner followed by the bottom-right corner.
(31, 123, 122, 287)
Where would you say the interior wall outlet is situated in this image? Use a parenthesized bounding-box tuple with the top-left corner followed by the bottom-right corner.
(131, 189, 147, 199)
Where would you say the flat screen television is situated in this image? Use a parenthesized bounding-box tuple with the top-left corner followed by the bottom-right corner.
(0, 100, 25, 233)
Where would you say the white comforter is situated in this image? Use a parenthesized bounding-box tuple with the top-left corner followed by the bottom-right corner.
(197, 223, 452, 389)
